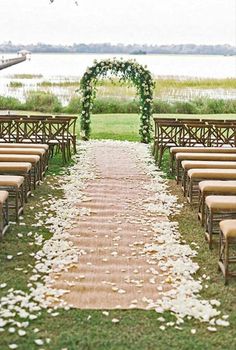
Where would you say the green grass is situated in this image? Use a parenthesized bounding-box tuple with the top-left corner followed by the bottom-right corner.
(36, 77, 236, 91)
(39, 80, 80, 87)
(1, 114, 236, 349)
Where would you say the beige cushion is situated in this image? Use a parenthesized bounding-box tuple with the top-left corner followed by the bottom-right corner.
(182, 161, 236, 170)
(0, 190, 9, 204)
(0, 155, 40, 164)
(220, 220, 236, 238)
(188, 168, 236, 179)
(171, 147, 236, 155)
(0, 143, 49, 150)
(206, 195, 236, 210)
(199, 180, 236, 193)
(0, 162, 32, 172)
(176, 153, 236, 161)
(0, 175, 24, 187)
(0, 148, 45, 156)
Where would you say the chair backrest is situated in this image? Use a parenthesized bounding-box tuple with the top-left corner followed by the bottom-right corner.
(181, 122, 212, 147)
(210, 123, 236, 147)
(42, 119, 69, 144)
(15, 119, 44, 143)
(0, 118, 14, 143)
(155, 120, 183, 146)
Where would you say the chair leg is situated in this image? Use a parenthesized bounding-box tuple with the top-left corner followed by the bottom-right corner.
(176, 160, 181, 183)
(15, 187, 19, 223)
(0, 204, 3, 240)
(158, 147, 164, 168)
(224, 239, 229, 285)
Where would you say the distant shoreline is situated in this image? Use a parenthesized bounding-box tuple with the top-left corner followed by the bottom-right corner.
(1, 52, 235, 57)
(0, 43, 235, 56)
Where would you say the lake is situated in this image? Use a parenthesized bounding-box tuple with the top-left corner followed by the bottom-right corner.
(0, 53, 235, 104)
(1, 53, 235, 79)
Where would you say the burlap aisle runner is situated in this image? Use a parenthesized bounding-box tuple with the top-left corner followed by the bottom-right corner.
(52, 141, 171, 309)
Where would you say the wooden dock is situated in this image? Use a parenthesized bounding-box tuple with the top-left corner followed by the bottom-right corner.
(0, 56, 26, 71)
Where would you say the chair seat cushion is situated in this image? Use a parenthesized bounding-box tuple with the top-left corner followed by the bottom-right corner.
(0, 162, 32, 172)
(171, 147, 236, 155)
(182, 160, 236, 170)
(0, 143, 49, 150)
(0, 190, 9, 204)
(199, 180, 236, 193)
(176, 153, 236, 161)
(220, 220, 236, 238)
(188, 168, 236, 179)
(0, 148, 45, 156)
(206, 195, 236, 210)
(0, 155, 40, 164)
(0, 175, 24, 187)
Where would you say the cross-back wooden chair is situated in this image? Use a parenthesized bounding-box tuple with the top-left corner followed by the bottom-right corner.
(209, 123, 236, 147)
(0, 118, 14, 143)
(42, 119, 71, 163)
(181, 122, 212, 147)
(54, 115, 78, 154)
(15, 119, 44, 144)
(154, 120, 183, 166)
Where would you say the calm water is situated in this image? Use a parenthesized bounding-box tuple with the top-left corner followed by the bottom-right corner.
(1, 53, 236, 79)
(0, 53, 235, 104)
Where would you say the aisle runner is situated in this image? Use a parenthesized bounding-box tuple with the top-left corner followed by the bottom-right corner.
(53, 141, 171, 309)
(49, 141, 224, 325)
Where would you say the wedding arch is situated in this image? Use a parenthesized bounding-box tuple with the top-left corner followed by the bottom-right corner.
(80, 58, 155, 143)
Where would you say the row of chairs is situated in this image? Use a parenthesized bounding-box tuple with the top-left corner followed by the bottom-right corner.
(153, 117, 236, 166)
(0, 114, 78, 162)
(0, 143, 49, 238)
(170, 146, 236, 284)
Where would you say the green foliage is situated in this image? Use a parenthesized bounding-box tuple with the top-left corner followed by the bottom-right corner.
(0, 95, 23, 110)
(25, 91, 62, 113)
(39, 80, 80, 87)
(9, 81, 23, 88)
(80, 58, 155, 143)
(64, 96, 82, 113)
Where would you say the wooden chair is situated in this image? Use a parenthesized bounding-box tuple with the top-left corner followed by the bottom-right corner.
(153, 120, 183, 166)
(205, 195, 236, 249)
(0, 162, 32, 202)
(0, 154, 40, 190)
(181, 122, 211, 147)
(181, 161, 236, 196)
(170, 146, 236, 176)
(0, 176, 25, 222)
(219, 219, 236, 284)
(198, 180, 236, 226)
(175, 152, 236, 183)
(186, 168, 236, 205)
(209, 123, 236, 147)
(55, 115, 78, 154)
(15, 119, 44, 144)
(42, 120, 71, 163)
(0, 190, 9, 239)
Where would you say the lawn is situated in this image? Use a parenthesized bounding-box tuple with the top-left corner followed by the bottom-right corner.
(1, 113, 236, 350)
(76, 113, 236, 142)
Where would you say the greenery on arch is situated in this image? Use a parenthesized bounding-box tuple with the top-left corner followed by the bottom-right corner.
(80, 58, 155, 143)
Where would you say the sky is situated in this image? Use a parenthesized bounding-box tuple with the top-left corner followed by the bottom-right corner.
(0, 0, 235, 45)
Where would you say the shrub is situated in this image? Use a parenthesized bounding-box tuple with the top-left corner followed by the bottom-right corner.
(9, 81, 23, 88)
(25, 91, 62, 113)
(0, 96, 23, 110)
(64, 96, 82, 114)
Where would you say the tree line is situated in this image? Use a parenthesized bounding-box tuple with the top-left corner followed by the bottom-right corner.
(0, 42, 235, 55)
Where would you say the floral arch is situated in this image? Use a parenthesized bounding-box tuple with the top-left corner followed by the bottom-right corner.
(80, 58, 155, 143)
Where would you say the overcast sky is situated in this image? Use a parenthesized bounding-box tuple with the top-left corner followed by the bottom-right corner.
(0, 0, 235, 45)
